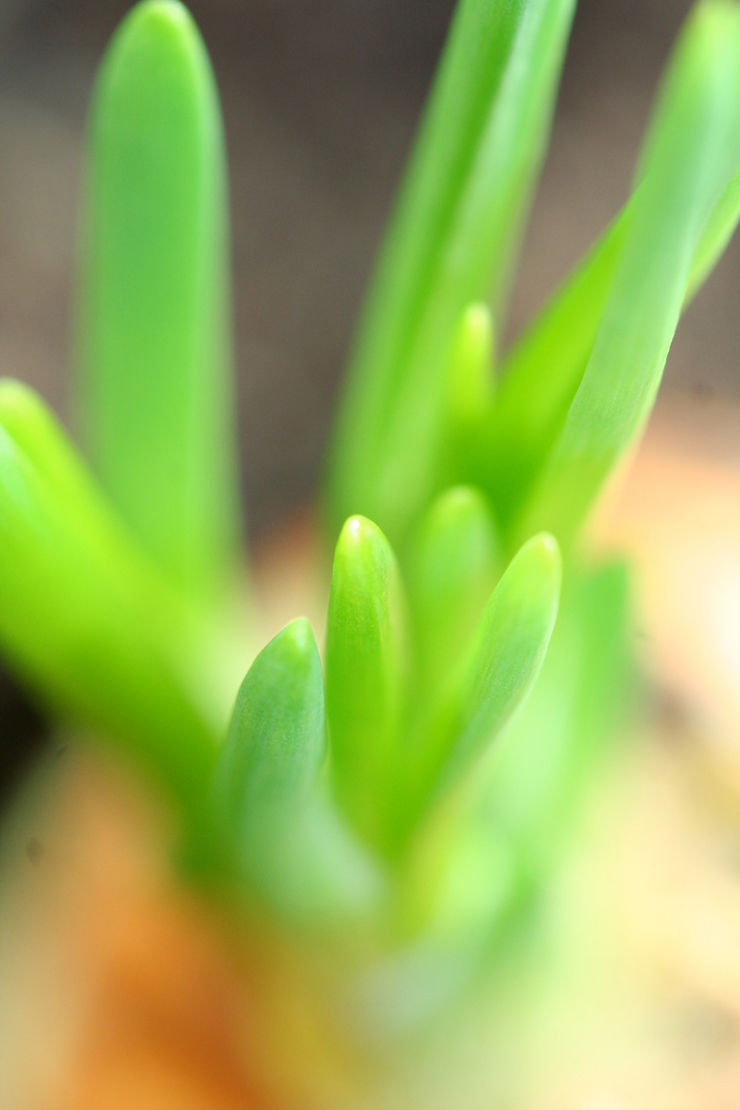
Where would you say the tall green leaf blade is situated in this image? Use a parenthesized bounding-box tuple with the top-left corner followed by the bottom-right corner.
(0, 381, 217, 810)
(481, 208, 629, 529)
(325, 516, 406, 851)
(327, 0, 576, 545)
(686, 166, 740, 295)
(512, 0, 740, 546)
(78, 0, 240, 606)
(481, 165, 740, 535)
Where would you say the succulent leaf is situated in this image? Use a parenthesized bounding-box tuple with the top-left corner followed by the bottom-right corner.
(325, 516, 406, 851)
(78, 0, 240, 607)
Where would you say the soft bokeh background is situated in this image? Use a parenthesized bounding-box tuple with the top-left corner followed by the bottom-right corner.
(0, 0, 737, 788)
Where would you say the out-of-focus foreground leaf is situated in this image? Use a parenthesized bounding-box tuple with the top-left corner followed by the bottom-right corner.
(0, 380, 217, 810)
(402, 533, 561, 842)
(215, 619, 385, 927)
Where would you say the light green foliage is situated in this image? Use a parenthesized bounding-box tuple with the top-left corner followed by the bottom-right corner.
(406, 534, 560, 824)
(481, 560, 630, 874)
(327, 0, 577, 545)
(217, 618, 325, 818)
(0, 380, 217, 810)
(326, 516, 406, 851)
(409, 486, 500, 698)
(214, 619, 384, 925)
(78, 0, 240, 607)
(0, 0, 737, 1026)
(438, 533, 561, 798)
(329, 0, 740, 559)
(514, 0, 740, 545)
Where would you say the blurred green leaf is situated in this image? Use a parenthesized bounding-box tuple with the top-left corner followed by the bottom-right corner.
(441, 533, 561, 792)
(440, 303, 496, 484)
(409, 486, 500, 698)
(216, 618, 325, 821)
(234, 800, 386, 933)
(480, 209, 628, 529)
(78, 0, 240, 607)
(405, 533, 561, 836)
(213, 619, 383, 925)
(512, 0, 740, 545)
(686, 166, 740, 295)
(327, 0, 576, 545)
(481, 165, 740, 535)
(481, 560, 630, 871)
(325, 516, 406, 851)
(0, 381, 217, 810)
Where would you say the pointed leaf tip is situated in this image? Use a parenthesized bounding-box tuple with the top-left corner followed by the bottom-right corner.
(219, 617, 325, 818)
(326, 514, 405, 850)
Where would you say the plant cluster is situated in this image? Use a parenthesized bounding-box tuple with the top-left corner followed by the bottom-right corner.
(0, 0, 738, 1038)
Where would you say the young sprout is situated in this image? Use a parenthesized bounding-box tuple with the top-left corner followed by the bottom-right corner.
(0, 0, 736, 1059)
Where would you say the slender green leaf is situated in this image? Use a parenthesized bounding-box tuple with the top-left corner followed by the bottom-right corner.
(440, 302, 496, 484)
(327, 0, 576, 545)
(217, 618, 325, 821)
(405, 533, 561, 835)
(511, 0, 740, 545)
(446, 303, 495, 424)
(325, 516, 406, 850)
(481, 165, 740, 535)
(686, 165, 740, 296)
(441, 532, 561, 792)
(481, 209, 629, 528)
(78, 0, 240, 605)
(0, 381, 217, 809)
(481, 560, 630, 863)
(409, 486, 500, 698)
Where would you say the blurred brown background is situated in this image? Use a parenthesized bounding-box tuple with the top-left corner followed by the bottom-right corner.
(0, 0, 737, 786)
